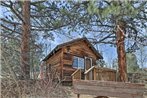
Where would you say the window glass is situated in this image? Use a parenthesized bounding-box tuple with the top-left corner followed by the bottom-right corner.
(72, 56, 84, 69)
(78, 58, 84, 69)
(72, 56, 78, 68)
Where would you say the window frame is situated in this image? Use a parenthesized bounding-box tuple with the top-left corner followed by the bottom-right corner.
(72, 56, 85, 69)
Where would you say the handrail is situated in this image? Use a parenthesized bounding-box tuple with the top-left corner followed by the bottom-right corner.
(84, 66, 95, 74)
(72, 69, 81, 80)
(71, 69, 80, 76)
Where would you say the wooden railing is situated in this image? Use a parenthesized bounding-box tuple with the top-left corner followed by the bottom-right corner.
(94, 67, 116, 81)
(71, 69, 81, 80)
(84, 66, 95, 74)
(84, 66, 95, 80)
(72, 66, 117, 81)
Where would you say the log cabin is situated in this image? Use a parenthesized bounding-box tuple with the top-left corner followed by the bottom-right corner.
(41, 37, 116, 83)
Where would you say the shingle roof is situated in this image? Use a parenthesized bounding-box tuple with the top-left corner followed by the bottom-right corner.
(42, 37, 103, 61)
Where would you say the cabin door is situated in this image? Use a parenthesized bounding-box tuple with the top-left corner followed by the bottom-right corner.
(85, 57, 93, 80)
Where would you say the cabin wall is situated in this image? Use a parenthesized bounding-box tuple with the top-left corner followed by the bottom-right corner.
(62, 40, 99, 81)
(45, 40, 101, 82)
(63, 41, 98, 59)
(45, 49, 62, 79)
(63, 40, 98, 64)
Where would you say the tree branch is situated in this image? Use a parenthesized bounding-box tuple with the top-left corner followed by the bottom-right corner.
(30, 0, 46, 6)
(2, 1, 24, 23)
(1, 24, 21, 34)
(1, 18, 21, 25)
(88, 34, 115, 45)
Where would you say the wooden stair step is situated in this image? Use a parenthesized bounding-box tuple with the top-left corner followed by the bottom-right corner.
(62, 76, 72, 82)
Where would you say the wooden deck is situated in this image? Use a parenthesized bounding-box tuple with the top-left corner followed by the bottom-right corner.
(73, 80, 146, 98)
(72, 66, 116, 81)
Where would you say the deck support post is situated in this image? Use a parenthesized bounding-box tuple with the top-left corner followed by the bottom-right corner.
(77, 94, 80, 98)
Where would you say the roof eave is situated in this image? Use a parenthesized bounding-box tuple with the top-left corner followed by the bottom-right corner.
(42, 37, 103, 61)
(42, 45, 60, 61)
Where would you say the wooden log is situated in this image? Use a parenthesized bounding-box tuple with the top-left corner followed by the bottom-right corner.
(74, 84, 145, 93)
(73, 80, 145, 98)
(73, 80, 145, 89)
(94, 96, 108, 98)
(94, 68, 96, 80)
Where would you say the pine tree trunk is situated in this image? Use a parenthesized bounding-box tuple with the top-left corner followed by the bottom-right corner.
(116, 21, 128, 82)
(20, 1, 30, 79)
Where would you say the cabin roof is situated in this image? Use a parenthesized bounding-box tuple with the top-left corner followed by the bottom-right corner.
(42, 37, 103, 61)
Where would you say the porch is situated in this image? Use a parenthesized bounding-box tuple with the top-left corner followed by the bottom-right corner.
(71, 66, 116, 81)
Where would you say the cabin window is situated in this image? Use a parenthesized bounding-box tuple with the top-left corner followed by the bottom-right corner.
(72, 56, 84, 69)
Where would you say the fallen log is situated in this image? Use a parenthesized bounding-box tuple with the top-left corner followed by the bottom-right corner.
(73, 80, 146, 98)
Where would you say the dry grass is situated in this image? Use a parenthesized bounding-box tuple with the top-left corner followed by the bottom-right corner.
(2, 80, 147, 98)
(1, 78, 70, 98)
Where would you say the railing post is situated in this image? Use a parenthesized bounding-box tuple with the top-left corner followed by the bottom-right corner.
(77, 94, 80, 98)
(94, 68, 96, 80)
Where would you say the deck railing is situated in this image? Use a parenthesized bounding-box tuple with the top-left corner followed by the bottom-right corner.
(71, 69, 81, 80)
(84, 66, 95, 80)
